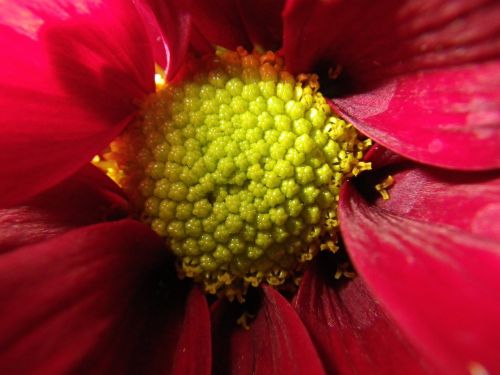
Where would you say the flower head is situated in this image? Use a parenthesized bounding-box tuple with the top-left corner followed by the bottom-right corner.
(0, 0, 499, 374)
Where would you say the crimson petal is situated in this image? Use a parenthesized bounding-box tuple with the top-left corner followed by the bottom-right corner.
(0, 220, 211, 374)
(339, 182, 500, 374)
(212, 286, 326, 375)
(294, 257, 441, 375)
(0, 165, 129, 253)
(283, 0, 500, 169)
(0, 0, 155, 206)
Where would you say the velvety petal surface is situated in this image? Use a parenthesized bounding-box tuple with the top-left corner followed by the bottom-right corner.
(0, 0, 155, 206)
(0, 165, 129, 253)
(212, 286, 325, 375)
(283, 0, 500, 169)
(339, 182, 500, 375)
(0, 220, 211, 374)
(294, 256, 440, 375)
(184, 0, 284, 51)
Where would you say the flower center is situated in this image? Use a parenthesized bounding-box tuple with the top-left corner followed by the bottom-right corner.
(104, 48, 370, 299)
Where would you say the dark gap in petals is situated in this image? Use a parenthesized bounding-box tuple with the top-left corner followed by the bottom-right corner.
(351, 163, 411, 205)
(314, 60, 357, 98)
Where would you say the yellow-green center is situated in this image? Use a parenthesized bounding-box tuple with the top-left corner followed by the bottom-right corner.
(107, 48, 370, 299)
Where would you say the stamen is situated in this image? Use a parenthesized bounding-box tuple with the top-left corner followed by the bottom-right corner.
(375, 175, 394, 200)
(237, 312, 256, 330)
(334, 262, 356, 280)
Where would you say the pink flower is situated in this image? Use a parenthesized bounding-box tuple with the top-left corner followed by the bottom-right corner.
(0, 0, 499, 374)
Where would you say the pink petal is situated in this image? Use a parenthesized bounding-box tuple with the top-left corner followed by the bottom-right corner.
(184, 0, 285, 51)
(294, 256, 441, 375)
(0, 0, 155, 206)
(338, 182, 500, 375)
(0, 165, 129, 253)
(283, 0, 500, 169)
(0, 220, 211, 374)
(212, 286, 326, 375)
(373, 163, 500, 242)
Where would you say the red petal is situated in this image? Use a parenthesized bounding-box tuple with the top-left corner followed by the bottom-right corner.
(171, 287, 212, 375)
(183, 0, 250, 50)
(236, 0, 285, 51)
(138, 0, 191, 80)
(0, 165, 129, 253)
(283, 0, 500, 169)
(0, 220, 211, 374)
(294, 256, 441, 375)
(0, 0, 155, 206)
(332, 63, 500, 170)
(184, 0, 284, 51)
(212, 286, 326, 375)
(373, 164, 500, 242)
(338, 182, 500, 375)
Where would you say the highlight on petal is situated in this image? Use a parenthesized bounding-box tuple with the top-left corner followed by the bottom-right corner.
(283, 0, 500, 169)
(294, 255, 440, 375)
(212, 286, 326, 375)
(183, 0, 285, 51)
(0, 220, 211, 374)
(0, 165, 129, 253)
(338, 182, 500, 375)
(0, 0, 156, 206)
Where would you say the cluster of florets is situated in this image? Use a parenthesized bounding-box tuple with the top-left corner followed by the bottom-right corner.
(109, 48, 370, 298)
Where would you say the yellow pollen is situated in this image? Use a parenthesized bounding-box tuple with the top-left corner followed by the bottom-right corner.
(334, 262, 356, 280)
(101, 47, 371, 298)
(91, 154, 124, 184)
(236, 311, 255, 330)
(375, 175, 394, 200)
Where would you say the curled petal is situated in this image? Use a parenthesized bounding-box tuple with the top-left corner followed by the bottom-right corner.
(283, 0, 500, 169)
(339, 182, 500, 375)
(0, 220, 211, 374)
(212, 286, 326, 375)
(294, 256, 441, 375)
(0, 0, 155, 206)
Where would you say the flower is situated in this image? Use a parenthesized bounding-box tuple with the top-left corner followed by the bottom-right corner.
(0, 1, 499, 374)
